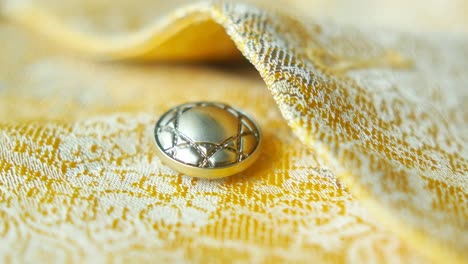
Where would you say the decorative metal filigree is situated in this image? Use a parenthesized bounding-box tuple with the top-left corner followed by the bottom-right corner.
(154, 102, 261, 168)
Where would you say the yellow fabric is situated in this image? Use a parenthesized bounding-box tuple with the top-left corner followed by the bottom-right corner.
(0, 0, 467, 263)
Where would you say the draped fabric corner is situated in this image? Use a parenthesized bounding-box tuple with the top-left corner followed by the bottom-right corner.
(0, 1, 467, 263)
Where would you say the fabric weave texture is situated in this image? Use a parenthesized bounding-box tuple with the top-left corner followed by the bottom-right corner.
(0, 1, 467, 263)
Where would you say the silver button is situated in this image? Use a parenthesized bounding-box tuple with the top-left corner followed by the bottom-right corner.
(154, 102, 262, 178)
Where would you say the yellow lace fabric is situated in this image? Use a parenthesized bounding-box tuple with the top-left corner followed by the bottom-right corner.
(0, 1, 467, 263)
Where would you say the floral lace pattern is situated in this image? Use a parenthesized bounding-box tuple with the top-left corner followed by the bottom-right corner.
(0, 1, 466, 263)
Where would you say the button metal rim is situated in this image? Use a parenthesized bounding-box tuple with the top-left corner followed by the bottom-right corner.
(153, 101, 262, 179)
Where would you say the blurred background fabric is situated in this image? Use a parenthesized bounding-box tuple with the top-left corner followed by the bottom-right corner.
(0, 0, 467, 263)
(4, 0, 468, 34)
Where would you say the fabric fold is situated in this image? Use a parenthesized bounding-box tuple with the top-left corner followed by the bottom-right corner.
(1, 1, 467, 263)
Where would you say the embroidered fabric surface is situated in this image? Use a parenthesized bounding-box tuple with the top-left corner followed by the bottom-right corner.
(0, 1, 467, 263)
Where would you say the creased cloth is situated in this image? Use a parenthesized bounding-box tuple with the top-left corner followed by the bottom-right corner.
(0, 0, 467, 263)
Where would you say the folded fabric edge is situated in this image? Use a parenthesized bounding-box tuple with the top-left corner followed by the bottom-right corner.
(0, 1, 243, 61)
(1, 1, 465, 263)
